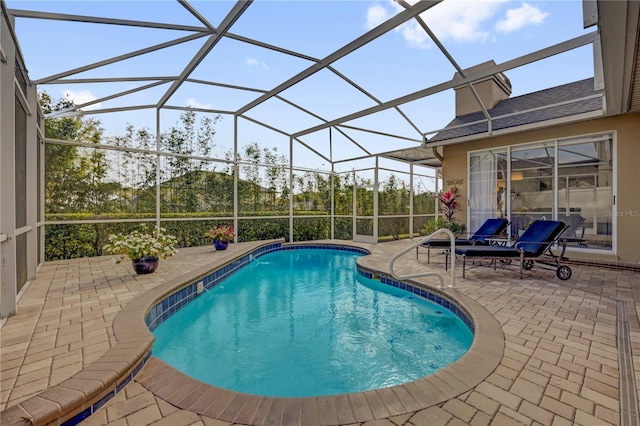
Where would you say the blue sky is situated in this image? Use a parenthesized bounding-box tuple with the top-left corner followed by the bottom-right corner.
(9, 0, 594, 170)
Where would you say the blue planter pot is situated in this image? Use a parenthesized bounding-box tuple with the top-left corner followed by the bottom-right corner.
(213, 240, 229, 251)
(132, 256, 159, 274)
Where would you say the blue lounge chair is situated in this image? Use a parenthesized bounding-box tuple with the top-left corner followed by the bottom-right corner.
(417, 218, 509, 263)
(446, 220, 571, 280)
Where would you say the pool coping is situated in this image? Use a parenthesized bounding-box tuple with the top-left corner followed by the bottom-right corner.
(0, 240, 505, 425)
(0, 240, 281, 426)
(137, 241, 505, 424)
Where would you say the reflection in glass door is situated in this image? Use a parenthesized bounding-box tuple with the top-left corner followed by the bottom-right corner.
(354, 185, 377, 243)
(558, 137, 613, 249)
(469, 134, 614, 252)
(510, 143, 555, 236)
(469, 150, 507, 233)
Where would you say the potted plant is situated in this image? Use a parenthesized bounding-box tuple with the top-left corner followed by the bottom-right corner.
(205, 224, 235, 251)
(103, 225, 178, 274)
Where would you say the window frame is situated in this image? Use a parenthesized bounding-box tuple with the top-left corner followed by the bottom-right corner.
(467, 131, 616, 254)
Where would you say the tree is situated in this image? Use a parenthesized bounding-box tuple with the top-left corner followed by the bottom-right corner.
(41, 92, 110, 214)
(379, 174, 410, 239)
(160, 110, 222, 213)
(263, 146, 288, 209)
(240, 142, 262, 211)
(110, 124, 156, 213)
(238, 143, 288, 212)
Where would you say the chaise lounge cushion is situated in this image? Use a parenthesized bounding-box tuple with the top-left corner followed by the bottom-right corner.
(423, 218, 509, 247)
(453, 220, 566, 257)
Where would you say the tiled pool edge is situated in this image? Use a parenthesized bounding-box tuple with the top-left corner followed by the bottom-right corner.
(134, 242, 505, 424)
(143, 242, 475, 338)
(0, 331, 153, 426)
(356, 265, 474, 335)
(0, 240, 284, 426)
(145, 241, 285, 332)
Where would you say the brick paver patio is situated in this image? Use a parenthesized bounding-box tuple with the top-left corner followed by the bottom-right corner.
(1, 239, 639, 425)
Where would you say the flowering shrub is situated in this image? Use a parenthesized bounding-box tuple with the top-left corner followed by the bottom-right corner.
(103, 226, 178, 261)
(204, 224, 235, 243)
(437, 187, 462, 222)
(420, 187, 465, 236)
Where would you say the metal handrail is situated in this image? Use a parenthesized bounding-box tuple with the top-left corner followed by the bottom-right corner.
(388, 228, 456, 289)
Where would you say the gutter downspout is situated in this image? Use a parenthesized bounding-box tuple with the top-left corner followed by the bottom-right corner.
(432, 146, 444, 163)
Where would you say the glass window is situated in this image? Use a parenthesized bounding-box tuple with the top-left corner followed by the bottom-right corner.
(558, 135, 613, 249)
(16, 233, 27, 293)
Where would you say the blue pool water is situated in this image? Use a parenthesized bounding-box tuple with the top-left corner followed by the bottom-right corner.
(152, 248, 473, 397)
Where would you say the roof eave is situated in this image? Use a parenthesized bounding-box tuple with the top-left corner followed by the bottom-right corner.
(426, 110, 605, 149)
(597, 0, 640, 115)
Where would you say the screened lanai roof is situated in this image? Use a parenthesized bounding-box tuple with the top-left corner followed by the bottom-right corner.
(5, 0, 639, 167)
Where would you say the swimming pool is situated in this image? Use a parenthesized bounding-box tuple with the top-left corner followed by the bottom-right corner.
(151, 246, 473, 397)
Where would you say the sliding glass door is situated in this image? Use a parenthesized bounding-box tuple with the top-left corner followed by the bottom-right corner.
(468, 133, 614, 251)
(468, 150, 507, 233)
(557, 136, 613, 249)
(510, 143, 555, 235)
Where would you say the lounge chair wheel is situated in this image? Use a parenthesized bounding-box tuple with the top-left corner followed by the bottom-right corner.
(556, 265, 572, 280)
(523, 260, 534, 270)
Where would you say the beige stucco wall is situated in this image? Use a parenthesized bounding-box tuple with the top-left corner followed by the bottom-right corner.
(441, 112, 640, 264)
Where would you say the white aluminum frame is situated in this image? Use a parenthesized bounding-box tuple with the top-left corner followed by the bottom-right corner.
(0, 0, 622, 321)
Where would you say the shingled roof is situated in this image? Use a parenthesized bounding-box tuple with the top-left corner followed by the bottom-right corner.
(428, 78, 602, 143)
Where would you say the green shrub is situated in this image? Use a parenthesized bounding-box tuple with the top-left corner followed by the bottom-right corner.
(44, 211, 332, 260)
(420, 217, 465, 236)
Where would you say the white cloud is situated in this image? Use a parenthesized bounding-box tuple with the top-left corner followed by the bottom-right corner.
(369, 0, 506, 49)
(366, 4, 390, 29)
(186, 98, 212, 109)
(496, 3, 549, 33)
(420, 0, 506, 43)
(63, 89, 101, 110)
(246, 57, 269, 70)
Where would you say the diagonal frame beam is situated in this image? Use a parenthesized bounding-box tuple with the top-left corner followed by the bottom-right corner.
(7, 9, 211, 32)
(235, 0, 442, 116)
(327, 66, 424, 137)
(178, 0, 217, 33)
(157, 0, 253, 108)
(293, 31, 599, 138)
(42, 76, 177, 84)
(46, 80, 170, 118)
(34, 32, 209, 84)
(396, 0, 493, 126)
